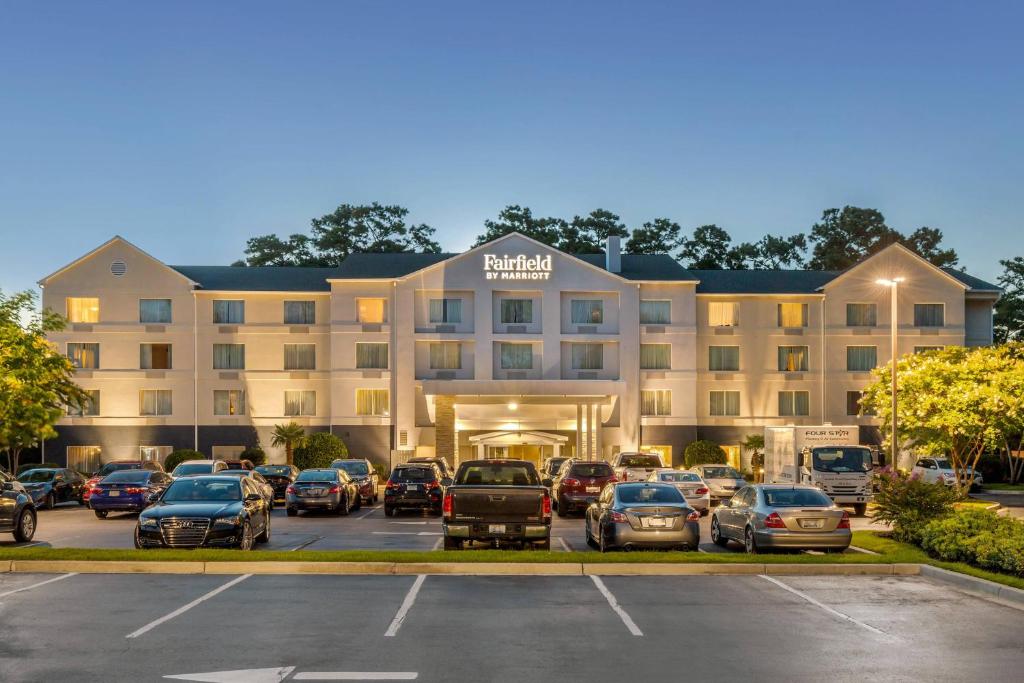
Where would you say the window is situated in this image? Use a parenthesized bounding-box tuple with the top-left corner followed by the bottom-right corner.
(356, 343, 388, 369)
(499, 343, 533, 369)
(213, 344, 245, 370)
(140, 446, 172, 464)
(640, 300, 671, 324)
(284, 390, 316, 416)
(915, 346, 944, 354)
(357, 298, 386, 323)
(707, 301, 739, 327)
(500, 299, 533, 324)
(139, 390, 172, 416)
(67, 342, 99, 369)
(778, 346, 809, 372)
(570, 299, 603, 324)
(846, 303, 876, 327)
(213, 300, 244, 324)
(284, 344, 316, 370)
(140, 343, 172, 370)
(138, 298, 172, 324)
(847, 391, 864, 416)
(708, 346, 740, 372)
(429, 298, 462, 323)
(67, 390, 100, 416)
(571, 343, 603, 370)
(847, 346, 878, 372)
(67, 446, 101, 473)
(66, 297, 99, 323)
(429, 342, 462, 369)
(640, 344, 671, 370)
(710, 391, 740, 416)
(778, 391, 810, 416)
(914, 304, 945, 327)
(777, 303, 808, 327)
(641, 390, 671, 416)
(356, 389, 389, 416)
(284, 301, 315, 325)
(214, 390, 246, 416)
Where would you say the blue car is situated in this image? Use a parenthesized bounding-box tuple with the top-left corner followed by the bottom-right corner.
(17, 468, 87, 509)
(90, 469, 173, 518)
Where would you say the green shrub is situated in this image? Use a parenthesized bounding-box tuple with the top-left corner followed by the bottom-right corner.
(920, 508, 1024, 576)
(16, 462, 60, 474)
(293, 432, 348, 470)
(871, 468, 960, 544)
(373, 462, 391, 482)
(165, 449, 205, 472)
(683, 440, 727, 468)
(240, 446, 266, 467)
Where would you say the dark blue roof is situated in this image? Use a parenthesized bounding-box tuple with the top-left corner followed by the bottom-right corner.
(171, 266, 337, 292)
(693, 268, 999, 294)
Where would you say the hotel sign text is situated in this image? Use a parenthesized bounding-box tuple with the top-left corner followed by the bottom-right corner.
(483, 254, 553, 280)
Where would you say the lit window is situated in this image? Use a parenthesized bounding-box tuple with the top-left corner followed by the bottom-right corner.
(67, 343, 99, 369)
(640, 344, 671, 370)
(779, 391, 810, 416)
(66, 446, 101, 473)
(778, 346, 809, 372)
(214, 390, 246, 416)
(284, 301, 316, 325)
(641, 390, 671, 416)
(357, 298, 386, 323)
(66, 297, 99, 323)
(140, 344, 172, 370)
(140, 390, 172, 416)
(708, 346, 739, 372)
(139, 299, 172, 324)
(710, 391, 740, 416)
(708, 302, 739, 327)
(284, 344, 316, 370)
(356, 389, 389, 416)
(640, 300, 671, 324)
(284, 391, 316, 416)
(777, 303, 808, 328)
(356, 343, 389, 369)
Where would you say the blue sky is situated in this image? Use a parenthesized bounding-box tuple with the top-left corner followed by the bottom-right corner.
(2, 1, 1021, 295)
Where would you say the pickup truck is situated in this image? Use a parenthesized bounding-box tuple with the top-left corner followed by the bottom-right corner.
(610, 452, 665, 483)
(442, 459, 552, 550)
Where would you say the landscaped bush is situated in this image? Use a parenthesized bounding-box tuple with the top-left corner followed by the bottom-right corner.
(164, 449, 205, 472)
(16, 462, 60, 474)
(920, 508, 1024, 576)
(683, 440, 727, 468)
(239, 446, 266, 466)
(373, 462, 390, 482)
(871, 467, 961, 544)
(293, 432, 348, 470)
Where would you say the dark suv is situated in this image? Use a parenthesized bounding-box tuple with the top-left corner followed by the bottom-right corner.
(0, 469, 36, 542)
(552, 460, 616, 516)
(384, 463, 449, 516)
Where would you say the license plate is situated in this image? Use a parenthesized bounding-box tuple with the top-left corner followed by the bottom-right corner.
(800, 518, 824, 529)
(109, 490, 120, 497)
(307, 489, 323, 497)
(647, 517, 667, 527)
(407, 484, 420, 491)
(488, 524, 505, 534)
(585, 486, 600, 493)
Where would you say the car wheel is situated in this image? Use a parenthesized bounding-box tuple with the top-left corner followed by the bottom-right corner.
(338, 495, 350, 516)
(13, 509, 36, 542)
(286, 507, 297, 517)
(352, 493, 362, 511)
(711, 516, 728, 547)
(239, 521, 254, 550)
(744, 526, 758, 554)
(853, 503, 868, 517)
(442, 536, 462, 550)
(133, 525, 145, 549)
(44, 493, 55, 510)
(384, 505, 395, 517)
(598, 523, 610, 553)
(256, 513, 271, 544)
(556, 497, 567, 518)
(585, 517, 598, 549)
(94, 510, 108, 519)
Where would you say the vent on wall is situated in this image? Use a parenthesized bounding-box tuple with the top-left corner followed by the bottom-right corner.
(110, 259, 128, 277)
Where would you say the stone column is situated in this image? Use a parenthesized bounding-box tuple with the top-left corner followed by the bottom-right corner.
(435, 395, 456, 464)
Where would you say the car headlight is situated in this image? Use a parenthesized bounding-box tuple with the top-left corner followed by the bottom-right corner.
(213, 515, 242, 528)
(139, 518, 158, 529)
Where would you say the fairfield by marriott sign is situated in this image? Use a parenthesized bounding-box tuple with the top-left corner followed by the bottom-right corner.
(483, 254, 553, 280)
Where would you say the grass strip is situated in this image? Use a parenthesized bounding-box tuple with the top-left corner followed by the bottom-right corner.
(981, 483, 1024, 491)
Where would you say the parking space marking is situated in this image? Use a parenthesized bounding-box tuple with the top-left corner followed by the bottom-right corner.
(557, 536, 571, 552)
(589, 575, 643, 636)
(759, 575, 890, 637)
(384, 575, 426, 637)
(357, 507, 378, 520)
(126, 574, 252, 639)
(0, 572, 77, 598)
(293, 673, 418, 681)
(431, 537, 443, 551)
(290, 537, 322, 551)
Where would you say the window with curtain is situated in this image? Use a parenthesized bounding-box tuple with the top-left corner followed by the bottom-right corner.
(140, 343, 172, 370)
(66, 297, 99, 323)
(640, 344, 671, 369)
(708, 346, 739, 371)
(284, 390, 316, 416)
(284, 344, 316, 370)
(779, 391, 810, 416)
(777, 303, 808, 327)
(571, 343, 603, 370)
(847, 391, 864, 416)
(213, 300, 245, 324)
(846, 303, 877, 327)
(641, 390, 671, 416)
(640, 300, 671, 324)
(429, 298, 462, 323)
(707, 301, 739, 327)
(67, 446, 102, 473)
(67, 343, 99, 369)
(710, 391, 740, 416)
(500, 299, 533, 324)
(778, 346, 809, 372)
(846, 346, 877, 372)
(67, 390, 100, 416)
(570, 299, 603, 324)
(284, 300, 316, 325)
(356, 389, 390, 416)
(429, 342, 462, 369)
(499, 343, 533, 369)
(139, 390, 172, 416)
(139, 299, 172, 324)
(357, 298, 386, 323)
(356, 343, 389, 369)
(213, 344, 245, 370)
(914, 304, 945, 327)
(214, 390, 246, 416)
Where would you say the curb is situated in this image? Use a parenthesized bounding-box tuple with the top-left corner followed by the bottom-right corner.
(393, 562, 581, 575)
(919, 564, 1024, 610)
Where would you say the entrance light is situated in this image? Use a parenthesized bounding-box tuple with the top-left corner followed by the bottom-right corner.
(507, 401, 518, 411)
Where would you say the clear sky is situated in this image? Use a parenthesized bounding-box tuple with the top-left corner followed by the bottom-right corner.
(2, 1, 1021, 295)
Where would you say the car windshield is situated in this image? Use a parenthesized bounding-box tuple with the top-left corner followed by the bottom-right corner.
(659, 471, 701, 483)
(456, 464, 539, 486)
(763, 488, 832, 507)
(296, 470, 337, 482)
(256, 466, 292, 476)
(619, 454, 663, 468)
(97, 462, 138, 476)
(19, 470, 56, 482)
(617, 484, 684, 504)
(102, 471, 150, 483)
(217, 471, 249, 478)
(173, 463, 213, 476)
(162, 479, 241, 502)
(570, 464, 613, 478)
(701, 467, 742, 479)
(811, 447, 872, 474)
(393, 467, 435, 483)
(333, 461, 370, 476)
(934, 458, 952, 469)
(547, 459, 568, 475)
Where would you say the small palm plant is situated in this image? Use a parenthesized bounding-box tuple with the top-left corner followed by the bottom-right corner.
(271, 422, 306, 466)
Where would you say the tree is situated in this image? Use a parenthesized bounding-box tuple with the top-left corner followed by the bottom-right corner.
(625, 218, 682, 254)
(165, 449, 205, 472)
(903, 226, 959, 269)
(683, 440, 728, 468)
(677, 225, 734, 269)
(472, 205, 566, 248)
(243, 234, 324, 267)
(0, 291, 90, 473)
(558, 209, 629, 253)
(742, 434, 765, 482)
(995, 256, 1024, 344)
(293, 432, 348, 470)
(240, 446, 266, 466)
(271, 422, 306, 466)
(747, 234, 807, 269)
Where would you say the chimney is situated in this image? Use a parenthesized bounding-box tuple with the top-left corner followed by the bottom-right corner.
(605, 236, 621, 273)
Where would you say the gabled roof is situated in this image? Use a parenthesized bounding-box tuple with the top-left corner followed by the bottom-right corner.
(575, 254, 697, 281)
(169, 266, 337, 292)
(38, 235, 198, 287)
(942, 268, 1001, 293)
(693, 266, 999, 295)
(331, 252, 457, 279)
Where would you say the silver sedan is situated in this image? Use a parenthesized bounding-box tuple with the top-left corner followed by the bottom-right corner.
(585, 482, 701, 552)
(690, 465, 747, 503)
(647, 469, 710, 514)
(710, 484, 851, 553)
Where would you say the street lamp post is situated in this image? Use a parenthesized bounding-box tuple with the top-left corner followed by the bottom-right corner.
(877, 278, 904, 471)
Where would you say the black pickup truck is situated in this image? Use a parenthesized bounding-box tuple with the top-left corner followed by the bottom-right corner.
(442, 459, 552, 550)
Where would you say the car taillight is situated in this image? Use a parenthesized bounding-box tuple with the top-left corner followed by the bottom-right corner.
(837, 511, 851, 529)
(609, 475, 618, 483)
(695, 486, 709, 495)
(328, 485, 340, 494)
(386, 480, 397, 490)
(609, 511, 628, 523)
(442, 493, 453, 518)
(542, 493, 552, 518)
(125, 487, 146, 494)
(562, 478, 580, 488)
(686, 510, 701, 522)
(764, 512, 786, 528)
(426, 480, 440, 490)
(286, 486, 296, 494)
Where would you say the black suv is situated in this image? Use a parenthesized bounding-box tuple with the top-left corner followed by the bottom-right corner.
(384, 463, 450, 516)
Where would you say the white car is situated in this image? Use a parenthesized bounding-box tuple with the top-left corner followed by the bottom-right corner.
(911, 457, 983, 488)
(647, 468, 711, 514)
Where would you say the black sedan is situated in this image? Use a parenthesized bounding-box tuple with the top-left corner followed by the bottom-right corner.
(135, 475, 271, 550)
(254, 465, 299, 501)
(1, 469, 37, 542)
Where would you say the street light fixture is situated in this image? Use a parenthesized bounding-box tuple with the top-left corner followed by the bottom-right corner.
(876, 277, 904, 471)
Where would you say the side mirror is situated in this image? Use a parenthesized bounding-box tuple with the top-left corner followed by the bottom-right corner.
(797, 453, 805, 468)
(147, 491, 161, 503)
(541, 478, 553, 488)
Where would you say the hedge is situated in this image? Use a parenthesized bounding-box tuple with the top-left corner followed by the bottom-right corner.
(683, 440, 727, 468)
(239, 446, 266, 467)
(919, 508, 1024, 576)
(293, 433, 348, 470)
(165, 449, 205, 472)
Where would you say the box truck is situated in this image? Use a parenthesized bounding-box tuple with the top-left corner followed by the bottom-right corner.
(763, 425, 875, 516)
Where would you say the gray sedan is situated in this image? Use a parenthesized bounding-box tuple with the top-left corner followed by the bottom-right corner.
(711, 484, 851, 553)
(585, 482, 700, 552)
(690, 465, 747, 503)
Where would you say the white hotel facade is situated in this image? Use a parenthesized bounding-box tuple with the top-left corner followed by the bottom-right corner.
(38, 233, 999, 473)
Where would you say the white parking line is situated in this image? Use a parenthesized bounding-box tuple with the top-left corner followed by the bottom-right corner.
(759, 575, 890, 637)
(589, 575, 643, 636)
(126, 574, 252, 639)
(294, 673, 418, 681)
(431, 537, 443, 551)
(557, 536, 571, 552)
(384, 575, 426, 637)
(0, 572, 77, 598)
(357, 507, 378, 520)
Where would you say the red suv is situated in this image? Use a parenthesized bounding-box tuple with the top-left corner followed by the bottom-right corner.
(552, 460, 616, 516)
